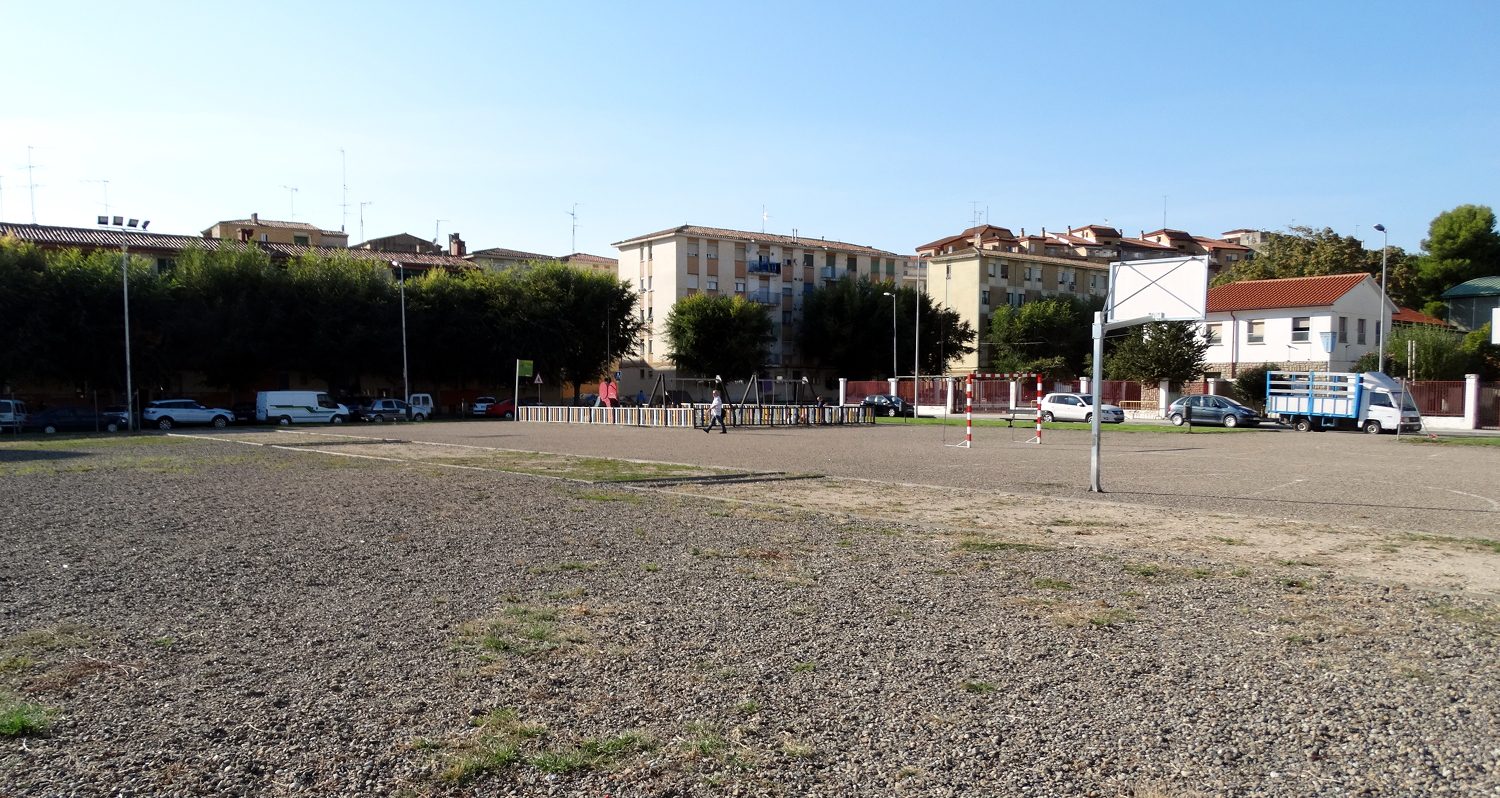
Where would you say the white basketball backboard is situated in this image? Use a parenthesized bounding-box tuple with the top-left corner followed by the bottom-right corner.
(1107, 256, 1208, 324)
(1492, 307, 1499, 345)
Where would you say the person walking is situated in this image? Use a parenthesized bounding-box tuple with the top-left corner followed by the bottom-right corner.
(705, 389, 728, 434)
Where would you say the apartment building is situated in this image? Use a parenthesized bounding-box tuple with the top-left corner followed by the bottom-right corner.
(202, 213, 349, 248)
(612, 224, 913, 382)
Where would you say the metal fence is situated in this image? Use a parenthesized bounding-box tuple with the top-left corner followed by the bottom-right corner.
(517, 404, 873, 427)
(1407, 380, 1466, 417)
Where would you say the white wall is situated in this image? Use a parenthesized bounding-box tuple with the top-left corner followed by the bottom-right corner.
(1201, 280, 1392, 372)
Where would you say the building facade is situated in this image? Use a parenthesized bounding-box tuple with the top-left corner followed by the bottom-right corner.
(1200, 273, 1392, 376)
(612, 225, 913, 385)
(202, 213, 349, 248)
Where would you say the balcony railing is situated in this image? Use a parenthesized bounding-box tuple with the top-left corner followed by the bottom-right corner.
(747, 259, 782, 275)
(747, 288, 779, 305)
(819, 267, 838, 279)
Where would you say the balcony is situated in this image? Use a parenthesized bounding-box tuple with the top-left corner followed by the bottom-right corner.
(747, 258, 782, 275)
(747, 288, 779, 305)
(819, 267, 838, 279)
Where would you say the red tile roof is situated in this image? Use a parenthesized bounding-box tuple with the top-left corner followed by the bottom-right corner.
(1193, 237, 1250, 252)
(1392, 306, 1448, 326)
(1207, 273, 1370, 312)
(1117, 237, 1176, 251)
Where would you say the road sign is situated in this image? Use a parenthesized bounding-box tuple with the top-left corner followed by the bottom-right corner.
(534, 375, 543, 384)
(517, 360, 534, 377)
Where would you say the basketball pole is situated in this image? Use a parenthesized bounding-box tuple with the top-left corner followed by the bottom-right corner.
(1089, 311, 1106, 492)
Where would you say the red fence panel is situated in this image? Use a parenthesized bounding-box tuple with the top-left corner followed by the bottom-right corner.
(1481, 383, 1499, 428)
(1408, 380, 1465, 417)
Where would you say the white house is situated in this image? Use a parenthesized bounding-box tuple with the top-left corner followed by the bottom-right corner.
(1201, 273, 1393, 376)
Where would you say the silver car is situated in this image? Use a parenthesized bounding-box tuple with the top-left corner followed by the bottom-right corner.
(1039, 393, 1125, 424)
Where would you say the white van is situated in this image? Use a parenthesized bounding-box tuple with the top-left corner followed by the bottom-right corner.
(407, 393, 434, 421)
(256, 391, 349, 425)
(0, 399, 27, 431)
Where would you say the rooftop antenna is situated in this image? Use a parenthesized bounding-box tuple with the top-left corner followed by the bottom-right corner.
(83, 178, 111, 219)
(281, 185, 299, 220)
(1162, 195, 1167, 229)
(434, 219, 448, 245)
(339, 147, 349, 232)
(358, 201, 373, 243)
(25, 145, 40, 223)
(970, 201, 983, 228)
(568, 203, 581, 252)
(761, 205, 770, 234)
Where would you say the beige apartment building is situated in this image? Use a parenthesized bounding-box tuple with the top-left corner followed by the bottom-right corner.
(202, 213, 349, 248)
(612, 224, 914, 386)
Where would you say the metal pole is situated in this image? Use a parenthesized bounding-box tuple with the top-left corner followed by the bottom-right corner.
(890, 293, 897, 380)
(398, 262, 409, 402)
(913, 279, 920, 422)
(1089, 310, 1105, 492)
(1378, 226, 1389, 373)
(121, 243, 134, 432)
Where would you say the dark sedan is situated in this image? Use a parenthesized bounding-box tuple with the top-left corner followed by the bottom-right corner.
(1168, 395, 1261, 428)
(23, 407, 124, 434)
(861, 394, 914, 417)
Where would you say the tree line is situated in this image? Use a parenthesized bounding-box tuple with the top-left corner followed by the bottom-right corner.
(0, 238, 644, 400)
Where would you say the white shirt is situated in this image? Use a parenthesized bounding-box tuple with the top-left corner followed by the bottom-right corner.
(710, 395, 723, 415)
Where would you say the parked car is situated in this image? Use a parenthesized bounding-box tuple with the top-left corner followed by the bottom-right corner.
(1, 399, 30, 431)
(365, 398, 411, 423)
(861, 394, 914, 417)
(471, 396, 497, 416)
(256, 391, 349, 425)
(103, 405, 130, 428)
(407, 393, 434, 421)
(335, 396, 373, 422)
(142, 399, 236, 430)
(231, 402, 257, 425)
(483, 398, 516, 419)
(1039, 393, 1125, 424)
(23, 406, 123, 434)
(1168, 394, 1261, 428)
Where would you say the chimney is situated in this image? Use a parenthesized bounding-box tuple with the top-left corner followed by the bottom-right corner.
(1020, 227, 1025, 237)
(251, 212, 259, 224)
(448, 232, 466, 257)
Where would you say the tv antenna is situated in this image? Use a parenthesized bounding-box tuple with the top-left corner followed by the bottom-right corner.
(281, 185, 299, 220)
(339, 147, 349, 232)
(24, 145, 41, 223)
(761, 205, 770, 233)
(970, 201, 984, 228)
(434, 219, 448, 245)
(83, 178, 111, 219)
(358, 201, 374, 243)
(568, 203, 581, 252)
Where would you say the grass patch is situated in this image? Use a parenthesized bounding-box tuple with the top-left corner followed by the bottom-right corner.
(956, 538, 1048, 553)
(432, 451, 715, 482)
(435, 707, 653, 784)
(790, 661, 817, 673)
(1403, 435, 1500, 447)
(573, 489, 641, 504)
(0, 695, 50, 736)
(1053, 604, 1138, 628)
(1210, 535, 1244, 545)
(1404, 533, 1500, 555)
(780, 738, 816, 758)
(1032, 578, 1073, 591)
(456, 602, 583, 657)
(527, 560, 600, 574)
(733, 699, 762, 716)
(642, 562, 661, 572)
(962, 680, 999, 694)
(873, 417, 1245, 433)
(532, 733, 654, 773)
(1428, 600, 1500, 630)
(1122, 562, 1165, 578)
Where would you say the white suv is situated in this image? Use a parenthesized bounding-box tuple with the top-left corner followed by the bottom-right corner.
(142, 399, 235, 430)
(1039, 393, 1125, 424)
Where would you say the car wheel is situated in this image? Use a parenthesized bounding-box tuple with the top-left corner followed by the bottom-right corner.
(44, 424, 57, 434)
(157, 418, 174, 430)
(332, 415, 345, 425)
(1294, 417, 1313, 433)
(212, 416, 228, 429)
(1083, 412, 1092, 423)
(1363, 419, 1382, 435)
(413, 413, 426, 422)
(1042, 411, 1055, 422)
(278, 415, 292, 426)
(1170, 413, 1184, 426)
(504, 412, 514, 420)
(1223, 414, 1238, 428)
(106, 422, 119, 433)
(885, 407, 896, 417)
(373, 415, 385, 423)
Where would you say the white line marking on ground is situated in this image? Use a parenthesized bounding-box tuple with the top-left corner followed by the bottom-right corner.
(167, 433, 266, 446)
(1424, 486, 1500, 510)
(1236, 478, 1307, 499)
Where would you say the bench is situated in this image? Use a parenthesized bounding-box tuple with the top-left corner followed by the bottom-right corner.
(998, 408, 1037, 427)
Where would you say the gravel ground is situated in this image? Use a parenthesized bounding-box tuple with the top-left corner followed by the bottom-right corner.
(2, 436, 1498, 797)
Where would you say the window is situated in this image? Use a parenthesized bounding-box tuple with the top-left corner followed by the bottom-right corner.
(1291, 317, 1311, 343)
(734, 280, 746, 293)
(782, 285, 793, 296)
(1247, 320, 1265, 344)
(826, 252, 835, 268)
(846, 255, 858, 271)
(1204, 323, 1222, 345)
(782, 311, 793, 324)
(646, 307, 653, 320)
(803, 253, 813, 268)
(706, 279, 718, 291)
(1369, 393, 1393, 408)
(1357, 318, 1367, 345)
(981, 290, 991, 306)
(686, 274, 699, 289)
(999, 262, 1009, 279)
(987, 262, 995, 278)
(1338, 316, 1347, 345)
(293, 235, 310, 246)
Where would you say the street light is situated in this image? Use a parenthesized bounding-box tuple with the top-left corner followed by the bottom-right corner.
(1373, 224, 1389, 373)
(882, 291, 897, 380)
(392, 261, 410, 403)
(97, 215, 148, 432)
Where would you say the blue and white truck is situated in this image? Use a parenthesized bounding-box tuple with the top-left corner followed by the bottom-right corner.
(1265, 370, 1423, 434)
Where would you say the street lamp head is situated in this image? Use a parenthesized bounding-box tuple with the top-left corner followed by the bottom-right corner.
(883, 291, 894, 298)
(1373, 224, 1385, 233)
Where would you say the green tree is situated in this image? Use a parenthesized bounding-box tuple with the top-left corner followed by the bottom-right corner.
(1415, 204, 1500, 302)
(282, 251, 399, 392)
(1212, 225, 1421, 310)
(984, 296, 1102, 379)
(664, 293, 773, 380)
(1374, 323, 1490, 380)
(0, 237, 48, 389)
(1231, 363, 1280, 408)
(513, 263, 644, 401)
(1105, 321, 1208, 385)
(799, 278, 973, 377)
(170, 243, 288, 395)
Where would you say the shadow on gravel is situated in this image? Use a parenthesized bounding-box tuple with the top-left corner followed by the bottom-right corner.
(0, 448, 89, 463)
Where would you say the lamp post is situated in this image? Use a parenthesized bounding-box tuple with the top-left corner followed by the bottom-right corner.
(98, 215, 148, 431)
(882, 290, 897, 380)
(1373, 224, 1389, 373)
(392, 261, 409, 402)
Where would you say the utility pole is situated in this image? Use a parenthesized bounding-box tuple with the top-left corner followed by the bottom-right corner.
(569, 203, 581, 252)
(281, 185, 298, 220)
(359, 201, 373, 243)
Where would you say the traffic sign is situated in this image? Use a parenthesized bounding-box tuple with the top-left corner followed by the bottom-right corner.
(533, 375, 543, 384)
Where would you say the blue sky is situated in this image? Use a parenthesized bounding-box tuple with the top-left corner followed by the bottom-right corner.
(2, 0, 1495, 256)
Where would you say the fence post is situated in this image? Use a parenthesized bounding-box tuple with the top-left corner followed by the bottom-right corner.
(1464, 373, 1481, 430)
(838, 378, 847, 407)
(1158, 379, 1172, 418)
